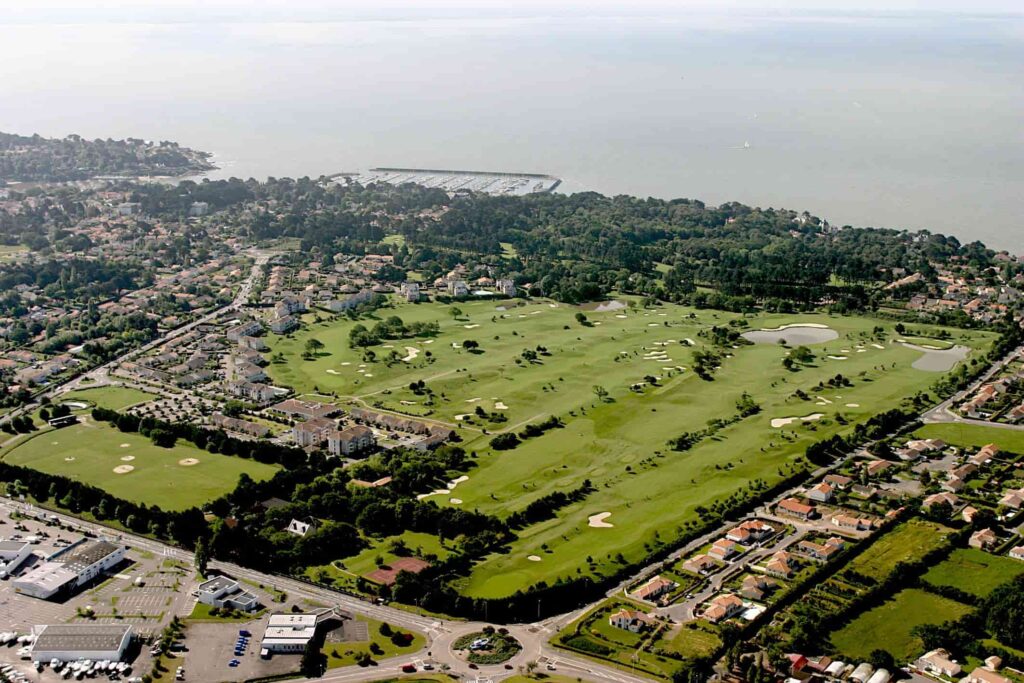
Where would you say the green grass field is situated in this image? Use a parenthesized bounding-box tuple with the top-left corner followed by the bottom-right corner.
(60, 386, 157, 411)
(1, 418, 278, 510)
(267, 298, 993, 598)
(336, 531, 453, 577)
(323, 615, 424, 668)
(923, 548, 1024, 598)
(847, 520, 952, 580)
(914, 423, 1024, 454)
(831, 589, 972, 662)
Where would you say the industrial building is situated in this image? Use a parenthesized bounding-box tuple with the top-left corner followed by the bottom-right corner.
(196, 575, 260, 612)
(0, 539, 33, 577)
(30, 624, 133, 663)
(13, 540, 125, 600)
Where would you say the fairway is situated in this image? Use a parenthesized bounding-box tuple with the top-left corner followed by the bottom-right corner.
(923, 548, 1024, 598)
(268, 298, 992, 598)
(60, 386, 157, 411)
(2, 418, 278, 510)
(914, 423, 1024, 454)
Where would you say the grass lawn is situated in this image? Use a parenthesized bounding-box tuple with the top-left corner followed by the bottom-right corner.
(913, 423, 1024, 455)
(268, 298, 992, 598)
(847, 520, 952, 580)
(923, 548, 1024, 598)
(60, 386, 157, 411)
(336, 531, 454, 577)
(187, 603, 266, 622)
(831, 588, 972, 662)
(661, 622, 721, 659)
(323, 615, 424, 668)
(1, 418, 278, 510)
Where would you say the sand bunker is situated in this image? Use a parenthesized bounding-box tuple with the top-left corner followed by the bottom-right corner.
(326, 369, 341, 375)
(64, 456, 75, 462)
(743, 324, 839, 345)
(589, 300, 627, 312)
(402, 346, 420, 362)
(527, 555, 542, 562)
(364, 373, 373, 377)
(455, 414, 473, 421)
(120, 443, 131, 448)
(450, 498, 462, 505)
(771, 413, 825, 428)
(871, 344, 885, 350)
(827, 355, 848, 360)
(178, 458, 200, 466)
(494, 401, 508, 410)
(63, 401, 88, 409)
(648, 323, 660, 327)
(616, 314, 628, 319)
(113, 465, 135, 474)
(845, 403, 860, 408)
(340, 362, 351, 366)
(588, 512, 614, 528)
(416, 475, 469, 500)
(464, 324, 480, 329)
(465, 397, 482, 403)
(120, 455, 135, 462)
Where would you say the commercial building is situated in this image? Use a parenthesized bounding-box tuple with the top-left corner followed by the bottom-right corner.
(0, 540, 33, 577)
(13, 540, 125, 600)
(30, 624, 133, 663)
(260, 613, 319, 653)
(196, 575, 260, 612)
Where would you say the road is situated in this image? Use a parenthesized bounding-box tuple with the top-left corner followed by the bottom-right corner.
(920, 344, 1024, 430)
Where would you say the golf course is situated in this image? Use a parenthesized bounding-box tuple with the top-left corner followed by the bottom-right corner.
(263, 297, 994, 597)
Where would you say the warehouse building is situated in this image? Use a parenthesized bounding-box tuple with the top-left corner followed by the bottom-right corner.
(30, 624, 133, 663)
(0, 540, 33, 577)
(13, 540, 125, 600)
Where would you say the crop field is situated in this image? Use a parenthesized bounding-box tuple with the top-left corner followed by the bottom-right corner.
(1, 417, 278, 510)
(847, 520, 952, 580)
(268, 298, 993, 598)
(923, 548, 1024, 598)
(60, 385, 157, 411)
(831, 588, 972, 661)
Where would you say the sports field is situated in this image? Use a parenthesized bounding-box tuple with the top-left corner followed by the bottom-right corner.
(1, 417, 278, 510)
(831, 588, 972, 661)
(923, 548, 1024, 598)
(268, 298, 992, 598)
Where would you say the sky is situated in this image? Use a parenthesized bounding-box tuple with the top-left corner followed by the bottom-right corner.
(1, 0, 1021, 22)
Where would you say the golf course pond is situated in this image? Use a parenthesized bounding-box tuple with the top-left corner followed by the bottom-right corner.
(741, 323, 839, 345)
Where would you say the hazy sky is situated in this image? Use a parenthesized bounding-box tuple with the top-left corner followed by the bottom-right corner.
(1, 0, 1021, 22)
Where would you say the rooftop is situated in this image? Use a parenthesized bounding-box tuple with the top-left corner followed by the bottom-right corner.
(33, 624, 132, 653)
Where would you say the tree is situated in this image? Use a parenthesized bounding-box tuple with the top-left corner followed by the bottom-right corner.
(193, 537, 210, 577)
(463, 339, 480, 352)
(985, 575, 1024, 647)
(449, 306, 463, 320)
(592, 385, 609, 401)
(868, 649, 895, 672)
(304, 338, 324, 357)
(300, 637, 324, 677)
(575, 312, 588, 325)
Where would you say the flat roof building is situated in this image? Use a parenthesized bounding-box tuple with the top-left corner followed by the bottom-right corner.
(13, 540, 124, 600)
(31, 624, 133, 663)
(197, 575, 260, 612)
(261, 613, 318, 653)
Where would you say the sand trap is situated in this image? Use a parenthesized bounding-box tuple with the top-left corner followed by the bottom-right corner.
(113, 465, 135, 474)
(422, 339, 433, 344)
(120, 443, 131, 448)
(616, 314, 628, 319)
(455, 414, 473, 421)
(845, 403, 860, 408)
(871, 343, 885, 349)
(531, 310, 542, 315)
(326, 369, 341, 375)
(450, 475, 469, 488)
(364, 373, 373, 377)
(416, 476, 468, 500)
(402, 346, 420, 362)
(464, 324, 480, 329)
(465, 397, 482, 403)
(451, 342, 462, 348)
(340, 362, 351, 366)
(648, 323, 660, 327)
(815, 396, 832, 404)
(494, 401, 508, 410)
(588, 512, 614, 528)
(771, 413, 825, 428)
(450, 498, 462, 505)
(358, 364, 367, 368)
(856, 349, 866, 353)
(64, 456, 75, 462)
(684, 338, 696, 345)
(178, 458, 200, 466)
(590, 300, 626, 312)
(593, 321, 602, 325)
(120, 455, 135, 462)
(827, 355, 848, 360)
(549, 304, 558, 308)
(63, 401, 88, 409)
(399, 400, 418, 405)
(527, 555, 542, 562)
(381, 344, 394, 349)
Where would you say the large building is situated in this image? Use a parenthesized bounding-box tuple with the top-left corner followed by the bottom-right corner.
(327, 425, 376, 456)
(0, 540, 33, 577)
(30, 624, 133, 663)
(13, 540, 125, 600)
(196, 575, 260, 612)
(260, 613, 319, 654)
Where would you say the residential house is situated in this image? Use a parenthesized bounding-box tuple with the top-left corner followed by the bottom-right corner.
(708, 539, 741, 562)
(225, 381, 276, 404)
(400, 282, 421, 303)
(778, 497, 815, 520)
(764, 551, 795, 579)
(496, 279, 517, 297)
(285, 519, 317, 537)
(914, 649, 961, 678)
(703, 594, 744, 624)
(923, 492, 960, 510)
(831, 514, 873, 531)
(998, 487, 1024, 510)
(726, 520, 774, 544)
(805, 482, 834, 503)
(972, 444, 999, 466)
(824, 474, 853, 490)
(681, 554, 718, 576)
(1008, 546, 1024, 561)
(864, 460, 892, 477)
(796, 537, 845, 562)
(969, 528, 999, 550)
(446, 280, 469, 297)
(962, 668, 1013, 683)
(631, 576, 675, 602)
(608, 609, 653, 633)
(739, 575, 777, 601)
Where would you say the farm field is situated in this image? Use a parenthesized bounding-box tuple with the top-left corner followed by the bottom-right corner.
(847, 520, 952, 580)
(60, 385, 157, 411)
(831, 588, 972, 661)
(1, 417, 278, 510)
(923, 548, 1024, 598)
(269, 298, 993, 598)
(913, 423, 1024, 454)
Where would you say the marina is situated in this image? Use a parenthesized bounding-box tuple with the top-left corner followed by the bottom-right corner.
(339, 167, 561, 196)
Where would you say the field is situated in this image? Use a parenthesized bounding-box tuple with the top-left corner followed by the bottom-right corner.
(60, 386, 157, 411)
(923, 548, 1024, 598)
(322, 615, 424, 668)
(914, 423, 1024, 454)
(335, 531, 453, 577)
(267, 297, 993, 598)
(847, 520, 952, 580)
(1, 417, 278, 510)
(831, 588, 972, 661)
